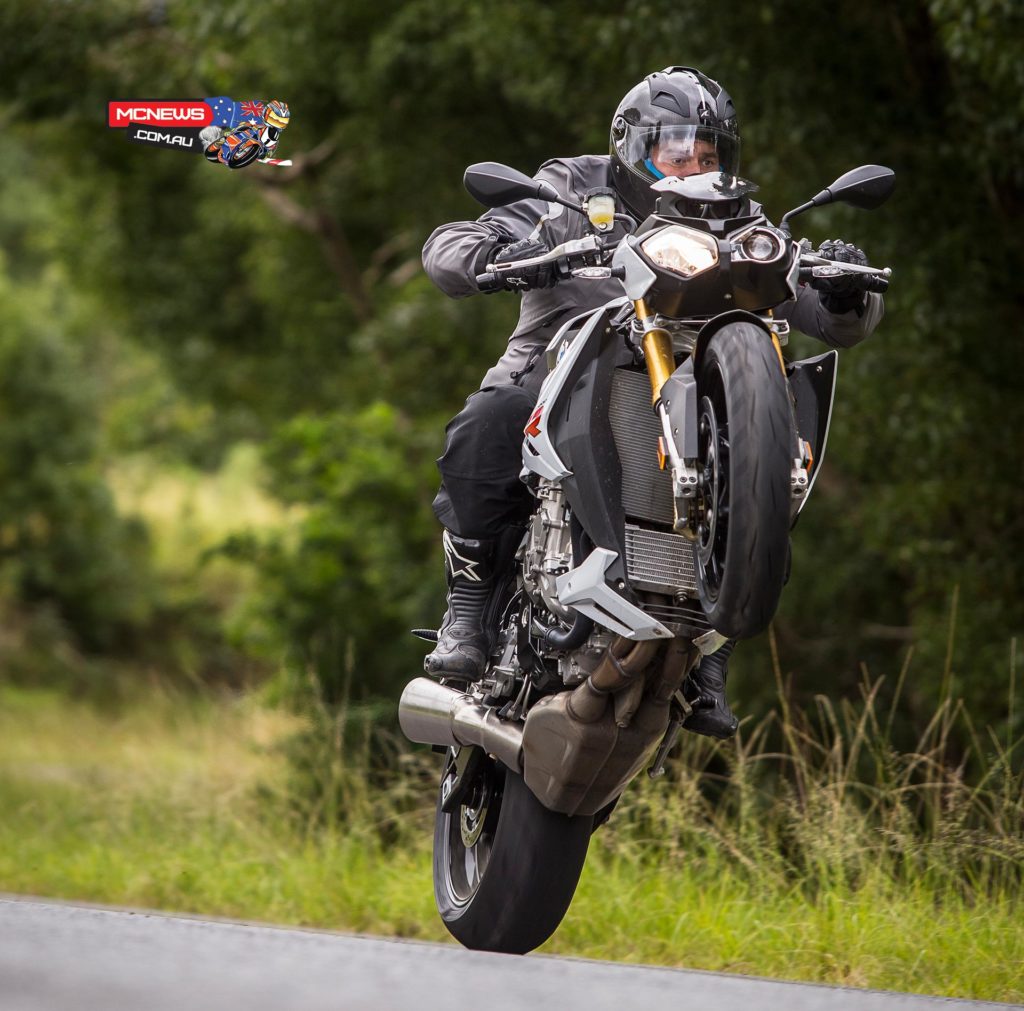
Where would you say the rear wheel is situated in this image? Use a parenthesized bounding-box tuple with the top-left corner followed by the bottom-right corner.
(433, 746, 592, 954)
(694, 323, 794, 638)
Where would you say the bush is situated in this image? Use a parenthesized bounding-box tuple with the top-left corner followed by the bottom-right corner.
(0, 285, 157, 655)
(220, 401, 445, 703)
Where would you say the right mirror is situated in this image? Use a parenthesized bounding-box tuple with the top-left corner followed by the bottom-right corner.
(464, 161, 559, 208)
(824, 164, 896, 210)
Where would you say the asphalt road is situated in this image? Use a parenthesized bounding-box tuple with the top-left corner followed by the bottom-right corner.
(0, 897, 1014, 1011)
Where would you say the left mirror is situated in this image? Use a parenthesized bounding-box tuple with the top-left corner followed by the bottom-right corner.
(464, 162, 559, 208)
(822, 164, 895, 210)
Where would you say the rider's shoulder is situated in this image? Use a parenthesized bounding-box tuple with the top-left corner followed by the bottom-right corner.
(535, 155, 612, 194)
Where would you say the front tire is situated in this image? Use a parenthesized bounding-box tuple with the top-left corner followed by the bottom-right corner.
(433, 748, 592, 954)
(694, 323, 794, 638)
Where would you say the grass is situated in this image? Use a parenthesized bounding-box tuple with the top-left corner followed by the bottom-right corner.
(0, 670, 1021, 1003)
(0, 685, 440, 936)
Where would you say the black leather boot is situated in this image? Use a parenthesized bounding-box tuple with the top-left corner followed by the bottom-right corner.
(423, 531, 498, 681)
(682, 638, 739, 739)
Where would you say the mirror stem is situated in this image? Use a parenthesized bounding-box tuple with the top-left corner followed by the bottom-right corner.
(779, 200, 813, 234)
(548, 194, 586, 215)
(780, 188, 832, 234)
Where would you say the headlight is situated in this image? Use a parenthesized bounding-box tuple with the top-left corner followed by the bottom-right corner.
(740, 229, 783, 262)
(639, 225, 719, 278)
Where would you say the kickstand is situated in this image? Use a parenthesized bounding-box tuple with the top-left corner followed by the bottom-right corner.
(647, 693, 693, 779)
(647, 718, 681, 779)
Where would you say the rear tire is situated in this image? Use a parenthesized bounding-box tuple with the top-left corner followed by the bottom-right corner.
(694, 323, 794, 638)
(433, 748, 592, 954)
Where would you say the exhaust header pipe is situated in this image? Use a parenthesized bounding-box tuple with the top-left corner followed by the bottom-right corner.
(399, 677, 523, 772)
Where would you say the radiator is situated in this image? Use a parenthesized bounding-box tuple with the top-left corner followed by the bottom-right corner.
(608, 367, 675, 526)
(624, 524, 697, 596)
(607, 367, 712, 635)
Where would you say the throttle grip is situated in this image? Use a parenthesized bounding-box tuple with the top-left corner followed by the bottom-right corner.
(475, 271, 504, 293)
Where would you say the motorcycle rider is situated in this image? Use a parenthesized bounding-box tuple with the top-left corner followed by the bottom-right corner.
(259, 100, 291, 157)
(420, 67, 885, 738)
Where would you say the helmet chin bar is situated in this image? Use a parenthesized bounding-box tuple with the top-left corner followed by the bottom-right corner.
(647, 172, 758, 222)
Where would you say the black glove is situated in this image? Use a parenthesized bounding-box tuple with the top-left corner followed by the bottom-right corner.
(490, 237, 560, 291)
(810, 239, 888, 315)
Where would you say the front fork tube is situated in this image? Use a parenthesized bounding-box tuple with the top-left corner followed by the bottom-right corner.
(636, 301, 700, 538)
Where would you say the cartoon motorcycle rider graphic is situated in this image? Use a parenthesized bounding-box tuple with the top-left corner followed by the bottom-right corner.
(200, 100, 290, 170)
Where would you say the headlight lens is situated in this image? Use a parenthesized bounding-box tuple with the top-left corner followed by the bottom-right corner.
(640, 225, 719, 278)
(741, 230, 782, 262)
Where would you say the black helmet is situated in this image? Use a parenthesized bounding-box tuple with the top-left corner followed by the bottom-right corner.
(610, 67, 740, 220)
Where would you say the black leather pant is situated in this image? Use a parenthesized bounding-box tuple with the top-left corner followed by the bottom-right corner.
(432, 338, 550, 539)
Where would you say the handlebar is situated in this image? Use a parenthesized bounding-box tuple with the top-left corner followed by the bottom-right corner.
(475, 264, 624, 292)
(476, 237, 892, 293)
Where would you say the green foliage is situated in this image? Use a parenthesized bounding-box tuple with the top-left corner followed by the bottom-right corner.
(0, 131, 266, 684)
(1, 0, 1022, 743)
(0, 270, 155, 653)
(221, 402, 444, 701)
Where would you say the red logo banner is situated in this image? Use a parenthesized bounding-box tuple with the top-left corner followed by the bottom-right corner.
(108, 102, 212, 128)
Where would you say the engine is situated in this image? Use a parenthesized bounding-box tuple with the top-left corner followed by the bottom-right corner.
(521, 479, 573, 621)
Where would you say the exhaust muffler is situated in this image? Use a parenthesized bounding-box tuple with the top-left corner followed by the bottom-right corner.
(398, 677, 523, 772)
(400, 636, 696, 817)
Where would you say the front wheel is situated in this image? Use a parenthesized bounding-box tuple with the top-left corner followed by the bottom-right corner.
(694, 323, 794, 638)
(433, 747, 592, 954)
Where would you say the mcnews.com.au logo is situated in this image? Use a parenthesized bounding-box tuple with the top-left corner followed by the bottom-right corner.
(108, 98, 292, 169)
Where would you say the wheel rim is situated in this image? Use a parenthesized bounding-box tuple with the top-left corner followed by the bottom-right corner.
(439, 749, 500, 907)
(696, 368, 730, 603)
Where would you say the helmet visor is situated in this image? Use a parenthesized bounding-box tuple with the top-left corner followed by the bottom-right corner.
(613, 123, 740, 182)
(264, 102, 290, 129)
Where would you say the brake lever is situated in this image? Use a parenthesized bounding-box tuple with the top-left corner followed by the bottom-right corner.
(799, 253, 892, 277)
(487, 234, 606, 273)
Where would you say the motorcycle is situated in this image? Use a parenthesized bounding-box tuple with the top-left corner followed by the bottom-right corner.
(400, 160, 894, 953)
(203, 121, 281, 170)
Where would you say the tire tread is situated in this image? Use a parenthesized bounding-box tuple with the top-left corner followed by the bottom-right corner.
(695, 323, 794, 638)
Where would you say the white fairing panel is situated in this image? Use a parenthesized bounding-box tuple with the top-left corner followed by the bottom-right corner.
(520, 307, 607, 481)
(545, 308, 596, 359)
(556, 548, 673, 641)
(784, 253, 801, 301)
(611, 241, 656, 301)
